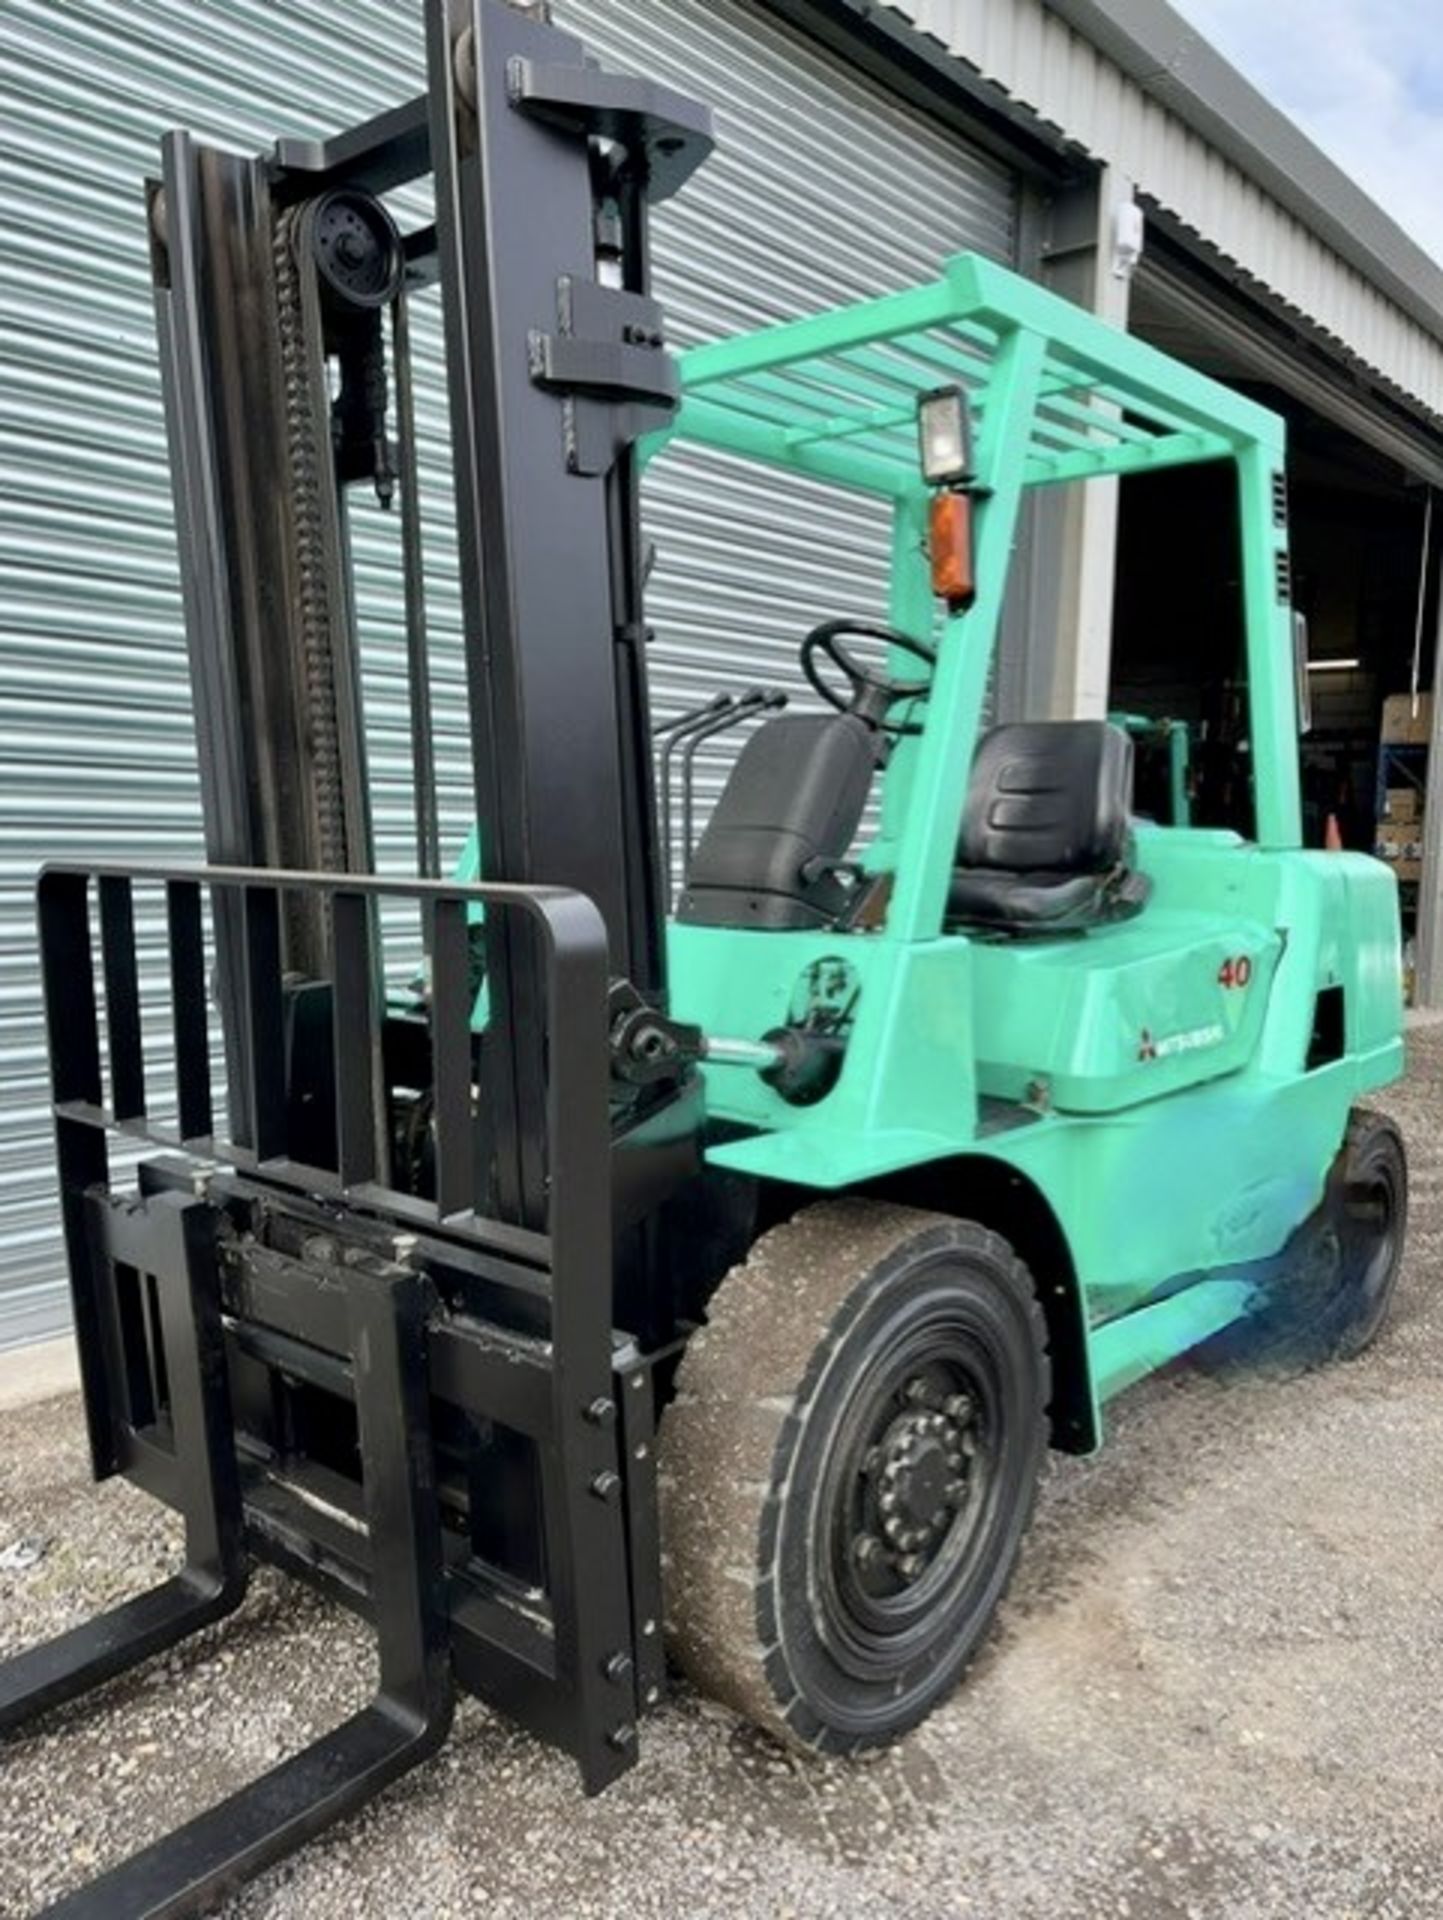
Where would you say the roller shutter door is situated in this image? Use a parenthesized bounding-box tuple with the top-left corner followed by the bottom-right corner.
(0, 0, 1016, 1348)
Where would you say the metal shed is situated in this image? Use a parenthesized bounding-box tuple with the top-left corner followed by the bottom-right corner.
(0, 0, 1020, 1348)
(1, 0, 1440, 1355)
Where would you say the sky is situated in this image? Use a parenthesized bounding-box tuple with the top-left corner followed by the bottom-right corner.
(1170, 0, 1443, 269)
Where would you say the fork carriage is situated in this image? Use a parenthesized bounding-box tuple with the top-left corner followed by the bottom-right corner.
(2, 864, 659, 1908)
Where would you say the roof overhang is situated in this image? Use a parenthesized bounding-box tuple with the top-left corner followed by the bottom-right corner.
(1041, 0, 1443, 351)
(808, 0, 1443, 429)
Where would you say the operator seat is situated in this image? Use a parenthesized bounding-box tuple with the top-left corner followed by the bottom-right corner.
(676, 712, 879, 929)
(947, 720, 1151, 934)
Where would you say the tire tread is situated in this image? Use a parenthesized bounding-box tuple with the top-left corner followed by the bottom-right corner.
(658, 1198, 1048, 1752)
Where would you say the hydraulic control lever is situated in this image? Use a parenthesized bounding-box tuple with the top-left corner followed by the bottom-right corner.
(657, 693, 734, 890)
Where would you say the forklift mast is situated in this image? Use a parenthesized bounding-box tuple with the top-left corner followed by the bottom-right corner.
(154, 0, 709, 1211)
(0, 5, 717, 1912)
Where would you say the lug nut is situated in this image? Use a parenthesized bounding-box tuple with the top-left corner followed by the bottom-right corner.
(590, 1469, 621, 1502)
(608, 1723, 637, 1753)
(585, 1396, 617, 1428)
(603, 1650, 634, 1685)
(944, 1392, 974, 1423)
(853, 1533, 885, 1568)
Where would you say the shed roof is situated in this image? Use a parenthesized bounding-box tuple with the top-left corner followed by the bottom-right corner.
(885, 0, 1443, 425)
(1047, 0, 1443, 345)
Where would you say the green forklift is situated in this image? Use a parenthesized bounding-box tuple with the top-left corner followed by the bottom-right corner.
(0, 3, 1408, 1910)
(648, 249, 1408, 1748)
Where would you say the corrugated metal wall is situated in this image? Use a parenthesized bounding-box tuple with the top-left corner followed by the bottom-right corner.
(0, 0, 1014, 1349)
(888, 0, 1443, 423)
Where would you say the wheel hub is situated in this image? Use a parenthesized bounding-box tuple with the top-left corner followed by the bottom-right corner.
(893, 1435, 949, 1524)
(856, 1379, 977, 1585)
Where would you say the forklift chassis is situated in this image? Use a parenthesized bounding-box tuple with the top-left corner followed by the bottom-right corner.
(0, 0, 1409, 1912)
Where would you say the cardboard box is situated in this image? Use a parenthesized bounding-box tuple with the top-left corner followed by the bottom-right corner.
(1380, 691, 1433, 745)
(1381, 786, 1422, 826)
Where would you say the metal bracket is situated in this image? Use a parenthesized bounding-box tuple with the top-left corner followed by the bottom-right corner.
(529, 281, 676, 405)
(270, 95, 432, 204)
(506, 57, 714, 203)
(611, 1342, 665, 1708)
(608, 977, 703, 1085)
(530, 277, 680, 475)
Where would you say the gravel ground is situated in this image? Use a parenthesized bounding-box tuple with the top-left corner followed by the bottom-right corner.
(2, 1031, 1439, 1920)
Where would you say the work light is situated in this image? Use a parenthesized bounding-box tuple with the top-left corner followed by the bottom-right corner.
(916, 385, 974, 488)
(917, 386, 978, 609)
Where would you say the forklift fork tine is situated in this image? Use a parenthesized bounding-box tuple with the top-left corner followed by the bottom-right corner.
(28, 1255, 453, 1920)
(0, 1571, 237, 1739)
(42, 1699, 452, 1920)
(0, 1194, 246, 1735)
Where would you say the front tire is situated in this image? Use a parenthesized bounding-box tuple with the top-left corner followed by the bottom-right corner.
(658, 1199, 1049, 1753)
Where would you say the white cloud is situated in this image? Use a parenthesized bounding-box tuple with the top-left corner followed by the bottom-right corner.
(1171, 0, 1443, 268)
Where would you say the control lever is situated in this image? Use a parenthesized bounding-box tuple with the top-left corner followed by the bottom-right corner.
(656, 693, 734, 889)
(652, 690, 731, 738)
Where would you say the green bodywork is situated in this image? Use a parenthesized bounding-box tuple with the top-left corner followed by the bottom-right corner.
(493, 253, 1406, 1447)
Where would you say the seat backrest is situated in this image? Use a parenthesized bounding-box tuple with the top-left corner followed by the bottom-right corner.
(959, 720, 1134, 875)
(676, 712, 879, 929)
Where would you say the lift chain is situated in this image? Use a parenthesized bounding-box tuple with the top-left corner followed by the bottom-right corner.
(273, 202, 351, 874)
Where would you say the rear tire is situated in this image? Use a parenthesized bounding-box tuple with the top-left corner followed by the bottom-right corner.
(1322, 1106, 1408, 1359)
(1215, 1105, 1409, 1372)
(657, 1199, 1049, 1753)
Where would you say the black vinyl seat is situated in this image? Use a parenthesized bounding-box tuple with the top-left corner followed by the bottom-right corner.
(947, 720, 1151, 934)
(676, 712, 879, 929)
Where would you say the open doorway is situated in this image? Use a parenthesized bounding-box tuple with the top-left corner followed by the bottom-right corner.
(1115, 271, 1438, 998)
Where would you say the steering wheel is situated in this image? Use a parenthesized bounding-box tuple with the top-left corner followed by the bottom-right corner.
(800, 618, 937, 737)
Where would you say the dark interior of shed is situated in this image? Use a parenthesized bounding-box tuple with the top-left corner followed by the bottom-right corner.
(1109, 397, 1436, 872)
